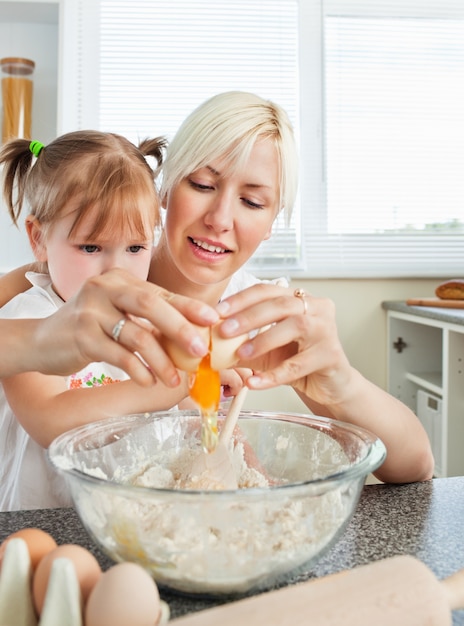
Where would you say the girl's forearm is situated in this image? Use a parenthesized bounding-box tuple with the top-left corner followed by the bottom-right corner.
(8, 377, 189, 448)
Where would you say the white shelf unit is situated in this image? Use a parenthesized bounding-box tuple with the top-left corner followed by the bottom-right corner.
(384, 304, 464, 478)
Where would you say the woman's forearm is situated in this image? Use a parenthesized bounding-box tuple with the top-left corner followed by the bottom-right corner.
(0, 318, 47, 377)
(298, 369, 435, 484)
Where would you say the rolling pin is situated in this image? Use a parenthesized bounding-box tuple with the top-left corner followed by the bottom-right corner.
(171, 555, 464, 626)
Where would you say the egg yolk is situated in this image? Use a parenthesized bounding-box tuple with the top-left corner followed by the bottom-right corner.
(189, 332, 221, 453)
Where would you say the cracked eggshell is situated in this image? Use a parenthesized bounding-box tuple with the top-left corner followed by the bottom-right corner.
(162, 323, 248, 372)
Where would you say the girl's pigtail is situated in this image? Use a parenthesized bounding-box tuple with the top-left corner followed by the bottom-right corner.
(138, 136, 167, 178)
(0, 138, 36, 226)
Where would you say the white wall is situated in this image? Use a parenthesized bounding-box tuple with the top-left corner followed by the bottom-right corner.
(243, 277, 442, 412)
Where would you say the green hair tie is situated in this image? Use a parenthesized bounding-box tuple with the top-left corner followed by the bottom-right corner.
(29, 140, 45, 157)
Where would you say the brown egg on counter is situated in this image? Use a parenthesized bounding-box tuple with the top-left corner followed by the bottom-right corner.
(0, 527, 57, 571)
(33, 544, 101, 614)
(162, 322, 249, 372)
(85, 562, 161, 626)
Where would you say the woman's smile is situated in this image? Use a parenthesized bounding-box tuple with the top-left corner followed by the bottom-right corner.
(188, 236, 232, 258)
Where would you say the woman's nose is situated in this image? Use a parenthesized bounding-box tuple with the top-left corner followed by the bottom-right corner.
(204, 192, 234, 231)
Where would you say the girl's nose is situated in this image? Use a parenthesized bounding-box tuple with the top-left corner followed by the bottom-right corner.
(102, 249, 124, 271)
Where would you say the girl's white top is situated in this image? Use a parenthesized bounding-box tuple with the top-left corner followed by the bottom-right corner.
(0, 273, 128, 511)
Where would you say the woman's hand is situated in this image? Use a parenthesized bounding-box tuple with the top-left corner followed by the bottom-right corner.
(216, 283, 350, 405)
(24, 268, 219, 386)
(216, 283, 435, 483)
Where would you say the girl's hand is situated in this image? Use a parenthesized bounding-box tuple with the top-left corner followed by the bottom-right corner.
(220, 367, 253, 401)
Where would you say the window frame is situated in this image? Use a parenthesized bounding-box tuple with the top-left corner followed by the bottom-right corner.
(59, 0, 464, 279)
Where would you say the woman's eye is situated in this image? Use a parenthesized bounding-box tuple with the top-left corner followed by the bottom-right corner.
(79, 244, 100, 254)
(242, 198, 264, 209)
(188, 179, 213, 191)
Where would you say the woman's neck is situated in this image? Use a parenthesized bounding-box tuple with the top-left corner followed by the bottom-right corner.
(149, 239, 229, 307)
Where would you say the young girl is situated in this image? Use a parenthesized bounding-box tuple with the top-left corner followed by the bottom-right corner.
(0, 131, 220, 511)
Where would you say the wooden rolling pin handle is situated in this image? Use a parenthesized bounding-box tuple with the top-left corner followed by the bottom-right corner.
(171, 555, 464, 626)
(442, 567, 464, 611)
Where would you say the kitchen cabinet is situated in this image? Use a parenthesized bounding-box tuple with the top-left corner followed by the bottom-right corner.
(382, 301, 464, 477)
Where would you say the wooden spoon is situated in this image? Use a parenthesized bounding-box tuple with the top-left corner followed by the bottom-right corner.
(184, 386, 249, 490)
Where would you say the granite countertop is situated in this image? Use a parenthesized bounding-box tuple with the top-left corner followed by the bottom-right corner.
(382, 300, 464, 325)
(1, 477, 464, 624)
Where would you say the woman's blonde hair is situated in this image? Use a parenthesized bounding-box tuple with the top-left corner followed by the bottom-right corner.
(160, 91, 299, 222)
(0, 130, 166, 242)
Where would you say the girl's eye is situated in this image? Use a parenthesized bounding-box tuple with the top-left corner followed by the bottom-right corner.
(79, 244, 100, 254)
(128, 245, 145, 253)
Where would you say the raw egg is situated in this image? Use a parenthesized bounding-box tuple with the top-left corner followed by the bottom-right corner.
(33, 544, 101, 614)
(0, 527, 57, 571)
(189, 348, 221, 453)
(85, 562, 161, 626)
(162, 322, 248, 372)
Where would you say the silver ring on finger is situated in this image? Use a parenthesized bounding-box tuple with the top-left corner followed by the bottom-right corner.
(293, 288, 308, 315)
(111, 317, 127, 342)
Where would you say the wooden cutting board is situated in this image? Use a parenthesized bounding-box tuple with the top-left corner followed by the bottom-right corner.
(406, 298, 464, 309)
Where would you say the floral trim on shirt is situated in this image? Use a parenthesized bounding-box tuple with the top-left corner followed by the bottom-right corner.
(69, 372, 122, 389)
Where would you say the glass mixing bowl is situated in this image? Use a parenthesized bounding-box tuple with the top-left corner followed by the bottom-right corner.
(48, 410, 386, 596)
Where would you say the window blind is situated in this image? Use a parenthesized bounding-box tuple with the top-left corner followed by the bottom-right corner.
(300, 0, 464, 277)
(98, 0, 300, 274)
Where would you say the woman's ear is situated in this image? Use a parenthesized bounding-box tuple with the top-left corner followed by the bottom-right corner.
(263, 216, 278, 242)
(262, 227, 273, 241)
(263, 208, 282, 241)
(25, 215, 47, 262)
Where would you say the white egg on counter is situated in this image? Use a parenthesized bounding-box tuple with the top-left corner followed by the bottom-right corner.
(0, 528, 57, 572)
(85, 562, 162, 626)
(33, 544, 101, 615)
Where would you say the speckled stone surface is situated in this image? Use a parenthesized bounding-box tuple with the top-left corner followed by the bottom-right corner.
(1, 478, 463, 624)
(382, 300, 464, 326)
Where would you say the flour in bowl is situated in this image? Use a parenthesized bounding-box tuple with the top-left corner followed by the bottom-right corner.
(132, 440, 269, 490)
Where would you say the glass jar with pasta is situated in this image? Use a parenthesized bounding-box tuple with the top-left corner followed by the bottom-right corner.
(1, 57, 35, 143)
